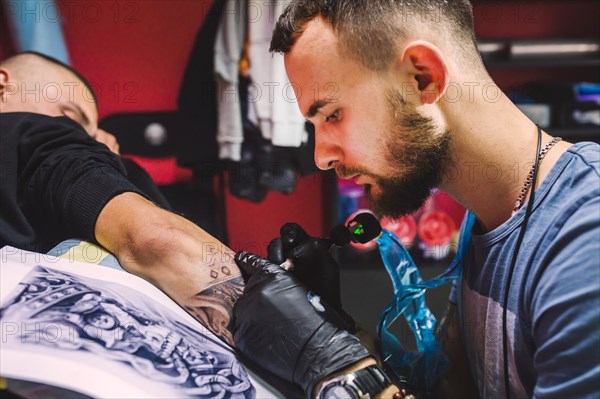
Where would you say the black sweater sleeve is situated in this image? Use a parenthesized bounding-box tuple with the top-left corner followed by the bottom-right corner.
(13, 113, 145, 245)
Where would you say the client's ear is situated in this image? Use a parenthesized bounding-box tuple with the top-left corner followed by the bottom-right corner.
(0, 68, 16, 103)
(0, 68, 7, 91)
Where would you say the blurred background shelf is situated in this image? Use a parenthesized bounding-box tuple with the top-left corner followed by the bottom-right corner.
(485, 58, 600, 68)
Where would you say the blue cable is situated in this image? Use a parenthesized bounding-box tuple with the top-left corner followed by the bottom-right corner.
(376, 211, 476, 394)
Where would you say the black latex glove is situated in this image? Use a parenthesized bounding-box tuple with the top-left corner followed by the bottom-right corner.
(267, 223, 356, 329)
(232, 251, 371, 397)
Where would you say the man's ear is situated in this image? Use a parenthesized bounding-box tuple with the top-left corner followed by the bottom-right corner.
(396, 41, 449, 105)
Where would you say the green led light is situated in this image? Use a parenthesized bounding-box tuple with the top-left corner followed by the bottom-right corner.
(353, 223, 364, 235)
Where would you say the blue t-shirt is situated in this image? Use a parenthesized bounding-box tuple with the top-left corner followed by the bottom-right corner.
(457, 142, 600, 398)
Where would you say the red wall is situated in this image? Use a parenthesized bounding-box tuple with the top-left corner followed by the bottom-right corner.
(61, 1, 211, 118)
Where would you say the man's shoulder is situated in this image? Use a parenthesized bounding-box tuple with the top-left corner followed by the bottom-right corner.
(538, 141, 599, 252)
(543, 142, 600, 211)
(519, 143, 599, 297)
(528, 156, 599, 298)
(565, 141, 600, 176)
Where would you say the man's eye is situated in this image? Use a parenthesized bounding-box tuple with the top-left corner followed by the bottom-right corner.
(325, 110, 340, 123)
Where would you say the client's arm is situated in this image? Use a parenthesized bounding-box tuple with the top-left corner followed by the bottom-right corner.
(95, 192, 243, 346)
(15, 114, 242, 346)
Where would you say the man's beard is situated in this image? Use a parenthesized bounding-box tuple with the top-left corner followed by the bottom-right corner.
(366, 89, 452, 218)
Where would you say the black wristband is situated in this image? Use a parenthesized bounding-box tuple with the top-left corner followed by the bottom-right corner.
(353, 364, 393, 396)
(317, 364, 393, 399)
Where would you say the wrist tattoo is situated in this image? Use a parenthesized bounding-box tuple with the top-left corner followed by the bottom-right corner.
(185, 275, 244, 347)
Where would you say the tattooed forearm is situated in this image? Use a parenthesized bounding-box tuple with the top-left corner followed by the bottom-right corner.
(185, 275, 245, 347)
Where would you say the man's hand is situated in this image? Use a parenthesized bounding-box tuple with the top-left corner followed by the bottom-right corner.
(232, 251, 372, 397)
(267, 223, 356, 330)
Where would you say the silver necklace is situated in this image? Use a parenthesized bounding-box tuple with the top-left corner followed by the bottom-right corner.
(513, 136, 562, 213)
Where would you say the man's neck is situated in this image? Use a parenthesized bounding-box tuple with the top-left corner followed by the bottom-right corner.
(439, 91, 571, 233)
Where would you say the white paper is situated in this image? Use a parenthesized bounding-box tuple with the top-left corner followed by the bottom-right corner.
(0, 246, 282, 398)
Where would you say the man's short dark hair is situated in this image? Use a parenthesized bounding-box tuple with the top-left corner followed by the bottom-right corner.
(270, 0, 481, 72)
(1, 51, 98, 106)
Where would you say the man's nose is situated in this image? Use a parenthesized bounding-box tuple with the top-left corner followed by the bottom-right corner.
(314, 132, 343, 171)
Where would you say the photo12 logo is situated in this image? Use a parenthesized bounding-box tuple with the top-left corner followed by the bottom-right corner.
(3, 1, 140, 24)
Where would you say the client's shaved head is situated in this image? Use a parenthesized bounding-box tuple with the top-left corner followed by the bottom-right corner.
(0, 51, 98, 135)
(0, 51, 97, 105)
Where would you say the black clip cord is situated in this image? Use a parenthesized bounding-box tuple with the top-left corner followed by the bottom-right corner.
(502, 125, 543, 399)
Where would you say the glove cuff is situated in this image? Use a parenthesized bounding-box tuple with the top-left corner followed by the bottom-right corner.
(294, 321, 372, 397)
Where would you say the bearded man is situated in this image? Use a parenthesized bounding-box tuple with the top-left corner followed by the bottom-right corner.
(228, 1, 600, 398)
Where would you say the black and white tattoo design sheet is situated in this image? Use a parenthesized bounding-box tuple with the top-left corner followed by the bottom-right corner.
(0, 246, 279, 399)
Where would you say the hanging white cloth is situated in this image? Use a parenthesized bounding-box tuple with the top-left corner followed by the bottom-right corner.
(214, 0, 307, 161)
(214, 0, 247, 161)
(247, 0, 306, 148)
